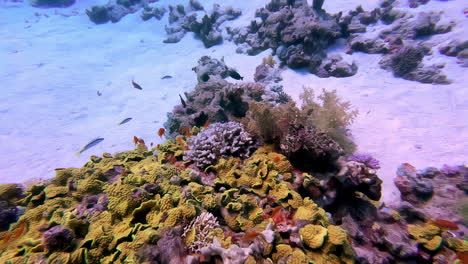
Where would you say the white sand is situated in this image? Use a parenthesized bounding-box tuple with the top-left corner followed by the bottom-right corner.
(0, 0, 466, 203)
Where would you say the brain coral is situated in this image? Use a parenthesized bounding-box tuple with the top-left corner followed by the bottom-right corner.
(184, 122, 257, 169)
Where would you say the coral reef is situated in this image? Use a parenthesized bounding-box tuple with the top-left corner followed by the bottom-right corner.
(0, 67, 465, 264)
(140, 6, 167, 21)
(86, 0, 149, 24)
(183, 122, 257, 169)
(191, 56, 241, 83)
(29, 0, 74, 8)
(439, 39, 468, 67)
(379, 45, 450, 84)
(341, 1, 455, 83)
(164, 1, 241, 48)
(226, 0, 358, 77)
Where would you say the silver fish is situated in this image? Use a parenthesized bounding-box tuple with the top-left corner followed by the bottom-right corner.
(117, 117, 132, 125)
(76, 137, 104, 156)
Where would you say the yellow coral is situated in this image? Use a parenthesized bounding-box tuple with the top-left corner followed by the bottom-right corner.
(273, 244, 293, 262)
(44, 185, 69, 199)
(299, 224, 328, 249)
(446, 237, 468, 252)
(408, 224, 441, 241)
(327, 225, 348, 246)
(422, 235, 443, 251)
(287, 249, 309, 264)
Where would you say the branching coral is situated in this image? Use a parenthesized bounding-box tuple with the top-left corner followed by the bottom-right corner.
(184, 122, 257, 169)
(182, 212, 220, 253)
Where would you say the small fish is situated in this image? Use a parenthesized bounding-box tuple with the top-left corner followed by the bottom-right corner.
(430, 219, 459, 230)
(97, 91, 102, 96)
(54, 168, 66, 171)
(167, 154, 176, 164)
(131, 79, 143, 90)
(138, 138, 145, 145)
(228, 70, 243, 80)
(180, 126, 191, 137)
(76, 137, 104, 156)
(150, 142, 154, 147)
(179, 94, 187, 108)
(118, 117, 132, 126)
(203, 120, 211, 128)
(176, 135, 184, 145)
(242, 231, 261, 242)
(157, 128, 165, 139)
(133, 136, 139, 145)
(161, 75, 173, 79)
(201, 73, 210, 82)
(272, 155, 282, 164)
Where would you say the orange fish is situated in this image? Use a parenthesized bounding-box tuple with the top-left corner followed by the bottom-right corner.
(179, 126, 191, 137)
(133, 136, 139, 145)
(273, 156, 281, 164)
(157, 128, 165, 139)
(242, 231, 261, 242)
(203, 120, 211, 128)
(167, 154, 176, 164)
(138, 138, 145, 145)
(176, 136, 184, 145)
(431, 219, 459, 230)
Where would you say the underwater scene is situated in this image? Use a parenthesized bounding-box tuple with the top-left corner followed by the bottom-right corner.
(0, 0, 467, 263)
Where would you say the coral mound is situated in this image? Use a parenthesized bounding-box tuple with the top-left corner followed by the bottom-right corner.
(184, 121, 257, 169)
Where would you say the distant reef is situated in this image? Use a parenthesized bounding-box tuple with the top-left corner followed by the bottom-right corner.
(226, 0, 456, 83)
(82, 0, 460, 83)
(30, 0, 75, 8)
(0, 57, 466, 263)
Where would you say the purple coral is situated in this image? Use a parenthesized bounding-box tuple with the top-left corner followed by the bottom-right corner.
(348, 153, 381, 170)
(440, 164, 462, 177)
(136, 227, 189, 264)
(75, 194, 108, 218)
(43, 225, 75, 252)
(184, 122, 257, 169)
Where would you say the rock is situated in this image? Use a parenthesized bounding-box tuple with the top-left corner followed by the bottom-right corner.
(227, 0, 344, 77)
(254, 64, 270, 82)
(141, 6, 167, 21)
(316, 54, 358, 77)
(164, 3, 241, 48)
(30, 0, 74, 8)
(381, 46, 424, 77)
(405, 64, 451, 84)
(0, 201, 21, 231)
(439, 40, 468, 57)
(86, 0, 147, 24)
(380, 12, 451, 40)
(312, 0, 324, 10)
(86, 6, 111, 24)
(348, 35, 390, 54)
(418, 167, 441, 179)
(395, 201, 427, 222)
(412, 179, 433, 199)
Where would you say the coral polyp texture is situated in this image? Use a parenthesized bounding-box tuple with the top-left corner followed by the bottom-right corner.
(183, 121, 257, 169)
